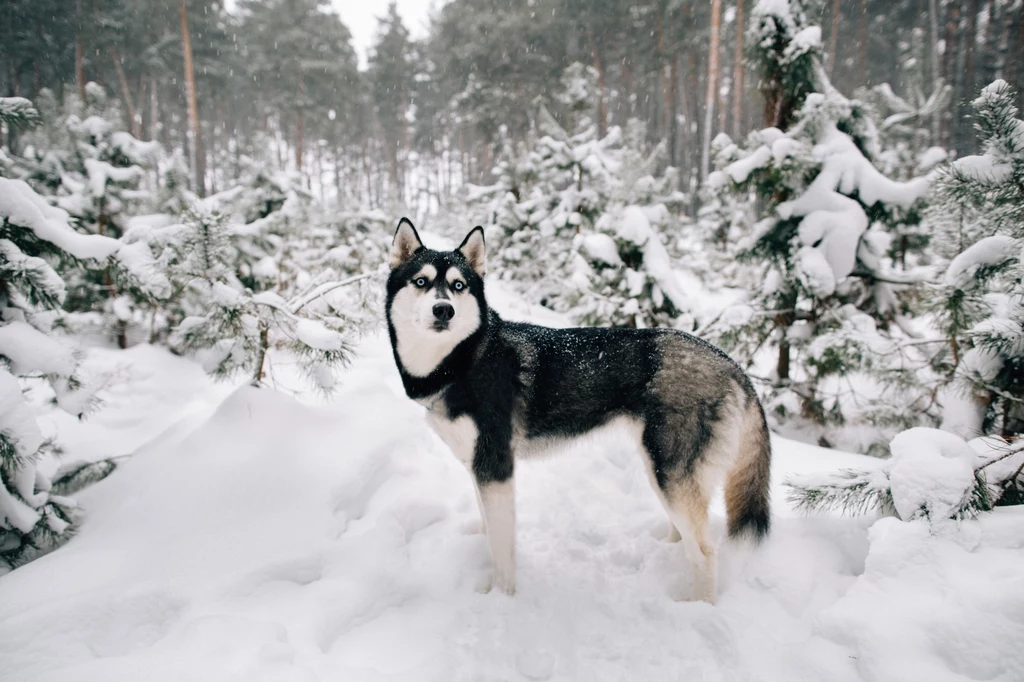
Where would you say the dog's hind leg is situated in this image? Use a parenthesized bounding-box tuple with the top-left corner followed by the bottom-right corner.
(662, 482, 717, 603)
(478, 476, 516, 595)
(637, 400, 741, 603)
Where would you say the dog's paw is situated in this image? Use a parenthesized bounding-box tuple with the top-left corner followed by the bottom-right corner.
(475, 571, 516, 595)
(492, 571, 516, 596)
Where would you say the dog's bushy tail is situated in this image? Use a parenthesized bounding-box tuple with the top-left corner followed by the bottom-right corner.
(725, 398, 772, 542)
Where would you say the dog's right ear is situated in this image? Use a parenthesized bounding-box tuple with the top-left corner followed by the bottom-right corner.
(390, 217, 423, 269)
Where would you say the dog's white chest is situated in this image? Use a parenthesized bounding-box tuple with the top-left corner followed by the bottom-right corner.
(424, 408, 478, 465)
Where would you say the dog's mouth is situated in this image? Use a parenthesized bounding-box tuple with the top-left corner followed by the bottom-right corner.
(431, 320, 450, 332)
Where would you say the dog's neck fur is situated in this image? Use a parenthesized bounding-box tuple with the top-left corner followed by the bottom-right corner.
(388, 306, 498, 400)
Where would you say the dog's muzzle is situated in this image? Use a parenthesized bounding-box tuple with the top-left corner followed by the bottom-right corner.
(432, 301, 455, 330)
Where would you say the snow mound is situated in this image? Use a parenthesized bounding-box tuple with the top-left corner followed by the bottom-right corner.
(0, 331, 1022, 682)
(888, 428, 978, 522)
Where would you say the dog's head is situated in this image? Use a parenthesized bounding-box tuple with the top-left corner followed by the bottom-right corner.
(385, 218, 487, 377)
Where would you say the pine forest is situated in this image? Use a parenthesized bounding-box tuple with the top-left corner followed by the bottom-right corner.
(1, 1, 1023, 679)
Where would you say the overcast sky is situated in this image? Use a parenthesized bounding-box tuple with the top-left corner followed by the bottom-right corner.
(335, 0, 441, 68)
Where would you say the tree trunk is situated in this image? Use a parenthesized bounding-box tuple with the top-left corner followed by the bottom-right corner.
(149, 73, 160, 142)
(75, 0, 86, 102)
(400, 72, 409, 199)
(985, 0, 998, 81)
(656, 5, 671, 142)
(590, 30, 607, 139)
(858, 0, 869, 87)
(732, 0, 746, 139)
(1014, 3, 1024, 111)
(295, 71, 304, 172)
(252, 321, 268, 386)
(928, 0, 941, 143)
(776, 338, 790, 382)
(180, 0, 206, 197)
(701, 0, 722, 180)
(669, 54, 679, 166)
(110, 46, 141, 138)
(827, 0, 841, 79)
(621, 56, 636, 117)
(965, 0, 980, 99)
(942, 2, 961, 146)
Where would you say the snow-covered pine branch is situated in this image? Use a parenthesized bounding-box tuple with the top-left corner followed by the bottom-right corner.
(786, 428, 1023, 523)
(0, 98, 40, 129)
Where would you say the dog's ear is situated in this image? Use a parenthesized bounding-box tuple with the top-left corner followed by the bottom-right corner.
(457, 226, 486, 276)
(390, 217, 423, 269)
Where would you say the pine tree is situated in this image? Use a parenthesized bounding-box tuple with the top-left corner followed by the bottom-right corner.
(702, 0, 936, 452)
(930, 80, 1024, 440)
(467, 63, 688, 326)
(166, 207, 357, 393)
(17, 84, 167, 348)
(0, 100, 120, 566)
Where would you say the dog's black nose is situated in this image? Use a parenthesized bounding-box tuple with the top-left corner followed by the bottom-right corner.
(432, 302, 455, 322)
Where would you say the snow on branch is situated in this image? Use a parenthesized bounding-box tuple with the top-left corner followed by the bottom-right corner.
(0, 98, 40, 128)
(0, 178, 120, 261)
(786, 428, 1023, 522)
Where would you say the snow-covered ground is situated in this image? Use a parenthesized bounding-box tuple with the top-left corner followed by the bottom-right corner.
(1, 289, 1023, 682)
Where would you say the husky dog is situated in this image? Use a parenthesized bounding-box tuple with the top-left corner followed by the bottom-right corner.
(385, 218, 771, 602)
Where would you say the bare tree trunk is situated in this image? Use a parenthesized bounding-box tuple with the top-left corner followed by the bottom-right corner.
(621, 56, 636, 117)
(965, 0, 980, 99)
(75, 0, 86, 101)
(180, 0, 206, 196)
(363, 142, 373, 208)
(252, 321, 268, 386)
(859, 0, 869, 86)
(334, 145, 343, 206)
(295, 71, 305, 172)
(657, 5, 671, 142)
(984, 0, 998, 81)
(827, 0, 841, 79)
(732, 0, 746, 139)
(928, 0, 941, 143)
(315, 139, 324, 203)
(149, 73, 159, 142)
(590, 31, 607, 138)
(110, 46, 141, 138)
(701, 0, 722, 180)
(33, 18, 43, 96)
(942, 1, 961, 147)
(669, 54, 679, 166)
(1013, 3, 1024, 111)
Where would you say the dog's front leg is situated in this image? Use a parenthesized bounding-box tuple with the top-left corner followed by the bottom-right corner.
(478, 476, 516, 595)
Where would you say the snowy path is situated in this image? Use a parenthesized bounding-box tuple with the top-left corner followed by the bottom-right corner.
(1, 300, 1022, 681)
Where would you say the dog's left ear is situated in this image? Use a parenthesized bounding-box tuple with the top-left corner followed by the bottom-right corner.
(458, 226, 486, 276)
(390, 217, 423, 269)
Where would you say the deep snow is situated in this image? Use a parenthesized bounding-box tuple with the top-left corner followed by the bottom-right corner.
(1, 287, 1022, 682)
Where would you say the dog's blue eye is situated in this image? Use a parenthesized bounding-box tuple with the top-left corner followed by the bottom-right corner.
(414, 278, 427, 287)
(453, 281, 464, 291)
